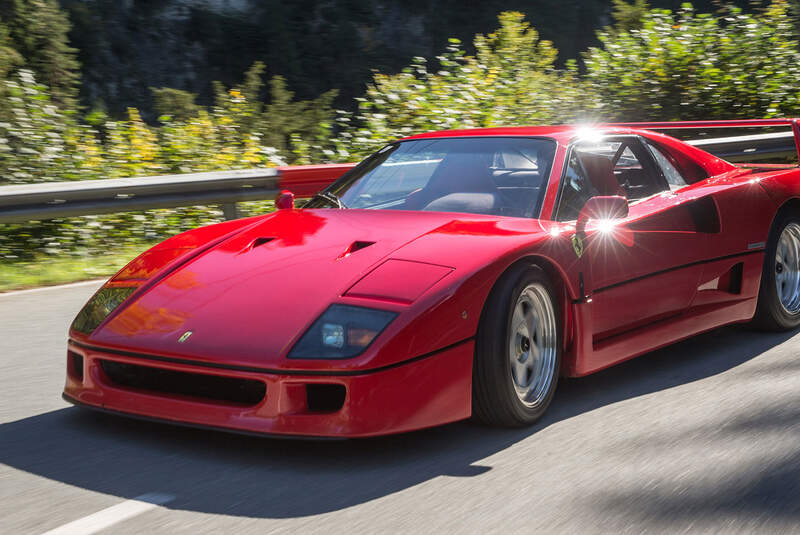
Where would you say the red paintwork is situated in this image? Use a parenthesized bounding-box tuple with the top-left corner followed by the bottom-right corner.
(278, 163, 356, 197)
(346, 259, 454, 304)
(64, 338, 473, 438)
(65, 120, 800, 437)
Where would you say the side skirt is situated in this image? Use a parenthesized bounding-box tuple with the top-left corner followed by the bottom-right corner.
(565, 296, 757, 378)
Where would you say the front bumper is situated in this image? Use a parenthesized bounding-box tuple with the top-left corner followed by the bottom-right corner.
(63, 340, 474, 438)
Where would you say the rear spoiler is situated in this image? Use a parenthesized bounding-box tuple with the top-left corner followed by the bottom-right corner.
(610, 118, 800, 165)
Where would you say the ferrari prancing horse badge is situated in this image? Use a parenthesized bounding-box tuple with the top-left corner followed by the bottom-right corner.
(571, 234, 584, 258)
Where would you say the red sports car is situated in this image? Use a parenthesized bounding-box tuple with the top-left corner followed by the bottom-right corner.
(64, 119, 800, 437)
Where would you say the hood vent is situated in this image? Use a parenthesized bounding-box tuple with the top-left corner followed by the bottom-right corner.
(339, 240, 375, 258)
(250, 237, 275, 249)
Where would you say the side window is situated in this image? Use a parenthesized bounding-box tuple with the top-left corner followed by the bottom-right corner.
(555, 150, 598, 222)
(555, 137, 671, 221)
(645, 140, 688, 189)
(608, 139, 667, 200)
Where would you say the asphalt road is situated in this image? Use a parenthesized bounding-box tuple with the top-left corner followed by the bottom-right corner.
(2, 282, 800, 534)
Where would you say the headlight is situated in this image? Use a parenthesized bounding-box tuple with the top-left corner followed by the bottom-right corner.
(71, 286, 138, 334)
(70, 245, 199, 335)
(288, 304, 397, 359)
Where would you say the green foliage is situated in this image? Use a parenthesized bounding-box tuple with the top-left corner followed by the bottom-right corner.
(0, 67, 290, 261)
(260, 71, 339, 163)
(340, 12, 588, 158)
(584, 0, 800, 120)
(0, 20, 21, 81)
(0, 0, 80, 107)
(151, 87, 199, 123)
(0, 69, 100, 185)
(611, 0, 650, 33)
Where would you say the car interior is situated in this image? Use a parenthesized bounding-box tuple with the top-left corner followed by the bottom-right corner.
(335, 135, 690, 220)
(555, 136, 687, 221)
(405, 144, 553, 217)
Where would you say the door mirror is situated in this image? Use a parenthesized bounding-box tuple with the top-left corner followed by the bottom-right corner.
(275, 190, 295, 210)
(576, 195, 628, 234)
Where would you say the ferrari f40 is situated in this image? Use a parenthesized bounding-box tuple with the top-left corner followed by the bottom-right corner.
(64, 119, 800, 437)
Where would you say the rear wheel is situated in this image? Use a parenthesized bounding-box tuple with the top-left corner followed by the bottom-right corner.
(472, 265, 561, 427)
(753, 214, 800, 331)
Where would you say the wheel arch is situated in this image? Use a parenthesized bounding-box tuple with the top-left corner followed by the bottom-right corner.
(751, 196, 800, 330)
(477, 254, 576, 376)
(771, 198, 800, 234)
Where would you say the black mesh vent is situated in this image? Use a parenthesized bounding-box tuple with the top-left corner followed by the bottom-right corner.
(306, 384, 346, 413)
(100, 360, 266, 406)
(68, 351, 84, 381)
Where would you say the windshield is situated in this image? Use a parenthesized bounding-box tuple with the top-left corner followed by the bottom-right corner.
(306, 137, 557, 218)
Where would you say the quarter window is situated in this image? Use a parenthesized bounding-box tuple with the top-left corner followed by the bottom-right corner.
(646, 141, 688, 189)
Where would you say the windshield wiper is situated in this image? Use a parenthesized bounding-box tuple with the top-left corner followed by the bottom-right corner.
(311, 191, 348, 209)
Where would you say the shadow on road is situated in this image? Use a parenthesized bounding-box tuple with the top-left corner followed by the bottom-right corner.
(1, 326, 797, 519)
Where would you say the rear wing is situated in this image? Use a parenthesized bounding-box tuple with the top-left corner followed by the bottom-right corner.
(610, 118, 800, 165)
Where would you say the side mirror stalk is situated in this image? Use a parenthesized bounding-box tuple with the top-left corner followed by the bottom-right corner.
(275, 190, 295, 210)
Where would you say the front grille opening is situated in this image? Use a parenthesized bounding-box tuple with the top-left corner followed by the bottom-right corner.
(306, 383, 346, 413)
(68, 351, 83, 381)
(100, 360, 266, 406)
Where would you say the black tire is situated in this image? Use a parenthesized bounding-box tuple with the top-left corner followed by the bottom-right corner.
(472, 264, 562, 427)
(752, 212, 800, 331)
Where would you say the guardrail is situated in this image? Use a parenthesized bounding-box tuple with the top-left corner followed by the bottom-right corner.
(0, 164, 354, 224)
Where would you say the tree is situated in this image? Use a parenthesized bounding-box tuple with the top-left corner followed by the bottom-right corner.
(611, 0, 650, 32)
(262, 74, 338, 158)
(0, 20, 20, 81)
(151, 87, 199, 123)
(584, 0, 800, 120)
(0, 0, 81, 107)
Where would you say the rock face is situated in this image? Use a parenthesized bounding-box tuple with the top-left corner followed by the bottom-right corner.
(59, 0, 735, 118)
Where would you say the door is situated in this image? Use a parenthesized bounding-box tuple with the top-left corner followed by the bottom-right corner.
(554, 136, 710, 340)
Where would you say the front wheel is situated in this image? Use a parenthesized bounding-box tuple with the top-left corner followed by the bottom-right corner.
(752, 214, 800, 331)
(472, 265, 561, 427)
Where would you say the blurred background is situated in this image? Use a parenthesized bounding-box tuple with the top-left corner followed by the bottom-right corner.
(1, 0, 799, 291)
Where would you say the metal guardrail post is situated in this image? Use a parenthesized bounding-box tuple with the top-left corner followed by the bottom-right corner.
(221, 202, 239, 221)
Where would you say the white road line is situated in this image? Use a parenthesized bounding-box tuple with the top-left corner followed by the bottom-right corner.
(0, 279, 105, 298)
(40, 493, 175, 535)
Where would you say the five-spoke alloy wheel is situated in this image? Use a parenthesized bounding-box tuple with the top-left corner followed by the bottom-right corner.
(473, 265, 561, 426)
(509, 283, 558, 409)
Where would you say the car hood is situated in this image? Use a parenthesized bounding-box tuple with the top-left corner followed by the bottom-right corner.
(90, 209, 516, 366)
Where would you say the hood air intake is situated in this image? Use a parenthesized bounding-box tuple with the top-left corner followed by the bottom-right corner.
(340, 241, 375, 258)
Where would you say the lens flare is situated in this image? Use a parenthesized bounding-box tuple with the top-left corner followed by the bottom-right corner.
(575, 125, 605, 144)
(595, 218, 618, 233)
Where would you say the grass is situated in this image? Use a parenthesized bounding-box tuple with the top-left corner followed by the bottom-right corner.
(0, 243, 155, 293)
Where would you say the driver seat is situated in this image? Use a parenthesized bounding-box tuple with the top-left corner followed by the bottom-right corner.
(408, 152, 500, 212)
(578, 153, 626, 198)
